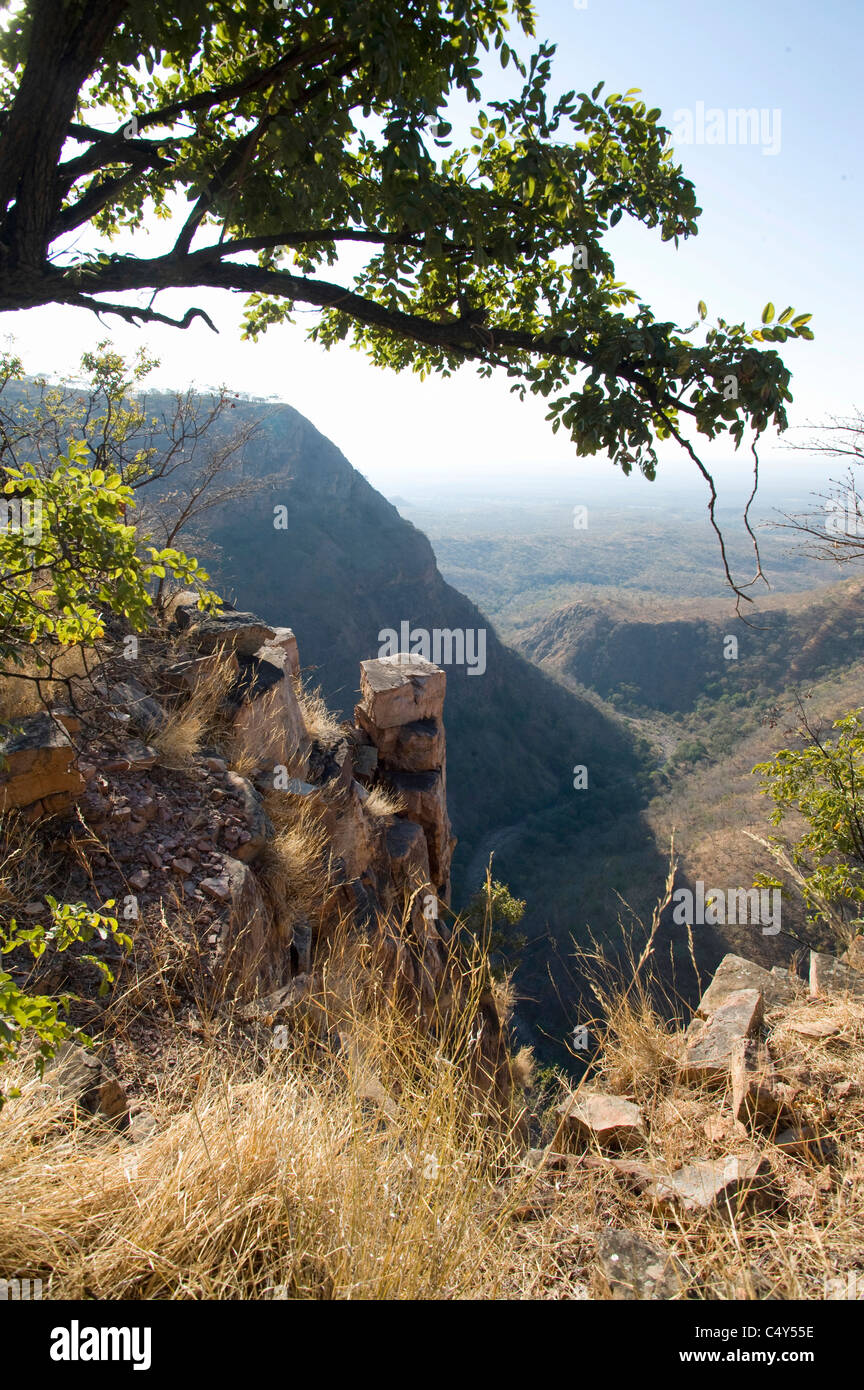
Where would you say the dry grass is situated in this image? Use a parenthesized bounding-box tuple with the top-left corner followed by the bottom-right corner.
(0, 645, 92, 723)
(2, 836, 863, 1301)
(152, 653, 237, 768)
(363, 783, 406, 819)
(258, 787, 331, 916)
(294, 678, 344, 742)
(0, 931, 537, 1301)
(0, 814, 57, 924)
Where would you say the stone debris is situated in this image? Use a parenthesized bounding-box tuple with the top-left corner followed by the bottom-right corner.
(773, 1125, 832, 1162)
(681, 987, 764, 1086)
(595, 1229, 690, 1300)
(223, 772, 273, 863)
(648, 1155, 769, 1215)
(786, 1017, 840, 1039)
(128, 1108, 158, 1143)
(731, 1039, 781, 1127)
(557, 1092, 646, 1150)
(696, 954, 799, 1018)
(810, 950, 864, 1001)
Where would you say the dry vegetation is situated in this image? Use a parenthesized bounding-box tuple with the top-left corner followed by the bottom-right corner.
(363, 783, 406, 819)
(294, 678, 344, 743)
(0, 644, 93, 723)
(152, 653, 238, 768)
(258, 785, 331, 918)
(1, 882, 863, 1301)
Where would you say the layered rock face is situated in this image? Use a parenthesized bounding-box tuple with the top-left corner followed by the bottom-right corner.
(0, 711, 85, 820)
(354, 654, 455, 902)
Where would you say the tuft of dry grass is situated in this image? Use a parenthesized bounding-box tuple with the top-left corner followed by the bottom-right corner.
(294, 678, 344, 743)
(363, 783, 406, 819)
(152, 653, 237, 768)
(258, 787, 330, 917)
(0, 813, 58, 923)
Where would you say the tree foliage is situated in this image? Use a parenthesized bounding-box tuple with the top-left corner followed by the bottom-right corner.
(0, 896, 129, 1106)
(0, 1, 813, 593)
(754, 709, 864, 941)
(0, 346, 225, 687)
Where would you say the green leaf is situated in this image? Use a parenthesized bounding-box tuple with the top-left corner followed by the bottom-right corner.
(761, 303, 775, 324)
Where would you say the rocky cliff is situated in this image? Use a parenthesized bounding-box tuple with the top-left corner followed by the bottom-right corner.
(0, 595, 511, 1105)
(138, 394, 645, 900)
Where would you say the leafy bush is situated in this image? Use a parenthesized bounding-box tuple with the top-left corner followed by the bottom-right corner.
(0, 898, 129, 1107)
(754, 708, 864, 940)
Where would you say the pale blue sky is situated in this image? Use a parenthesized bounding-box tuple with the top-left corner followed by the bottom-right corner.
(2, 0, 861, 500)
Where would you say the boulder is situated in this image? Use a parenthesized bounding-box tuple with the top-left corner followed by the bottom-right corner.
(681, 989, 764, 1086)
(649, 1155, 770, 1215)
(697, 954, 799, 1018)
(257, 627, 299, 676)
(810, 951, 864, 1001)
(354, 709, 444, 771)
(353, 743, 378, 778)
(169, 590, 276, 658)
(97, 676, 165, 734)
(0, 712, 85, 817)
(595, 1230, 690, 1301)
(102, 740, 157, 774)
(218, 856, 276, 998)
(41, 1044, 128, 1122)
(773, 1125, 832, 1162)
(557, 1092, 646, 1150)
(385, 767, 454, 891)
(190, 611, 276, 657)
(842, 937, 864, 973)
(128, 1108, 158, 1143)
(231, 652, 307, 768)
(385, 818, 431, 888)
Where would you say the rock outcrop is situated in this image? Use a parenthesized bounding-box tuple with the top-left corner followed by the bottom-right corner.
(2, 592, 509, 1100)
(0, 711, 85, 820)
(354, 654, 455, 901)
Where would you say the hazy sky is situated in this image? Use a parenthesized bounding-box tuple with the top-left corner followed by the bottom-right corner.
(2, 0, 861, 502)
